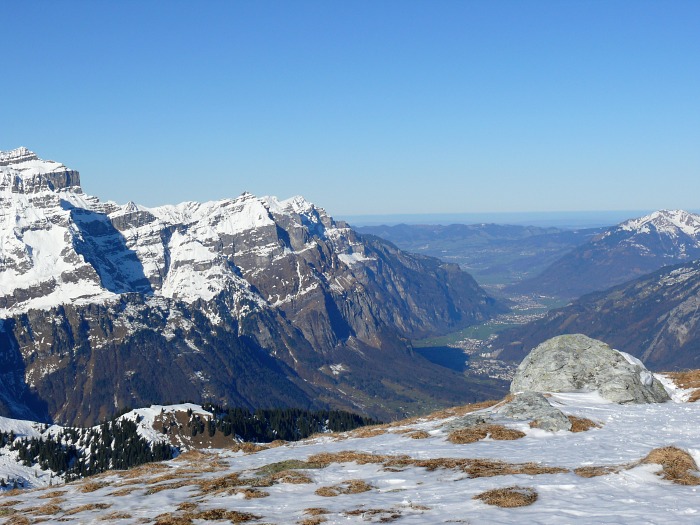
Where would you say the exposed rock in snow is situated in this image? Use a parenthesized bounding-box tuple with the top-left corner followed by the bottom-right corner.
(496, 392, 572, 431)
(510, 334, 670, 404)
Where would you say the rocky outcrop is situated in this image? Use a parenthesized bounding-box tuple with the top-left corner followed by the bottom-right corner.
(496, 392, 571, 431)
(510, 334, 669, 404)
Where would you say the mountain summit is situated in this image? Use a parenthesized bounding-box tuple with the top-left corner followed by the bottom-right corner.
(0, 149, 506, 425)
(509, 209, 700, 299)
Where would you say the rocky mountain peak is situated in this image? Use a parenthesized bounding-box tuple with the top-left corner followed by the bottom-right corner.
(0, 147, 81, 194)
(0, 146, 39, 165)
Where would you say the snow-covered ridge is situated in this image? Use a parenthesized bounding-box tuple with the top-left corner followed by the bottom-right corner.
(617, 209, 700, 238)
(0, 149, 369, 316)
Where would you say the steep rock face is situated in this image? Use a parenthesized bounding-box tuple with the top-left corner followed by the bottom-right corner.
(510, 210, 700, 299)
(0, 148, 507, 425)
(510, 334, 669, 404)
(492, 261, 700, 370)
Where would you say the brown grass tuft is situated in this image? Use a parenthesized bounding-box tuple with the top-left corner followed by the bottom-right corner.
(37, 490, 67, 499)
(177, 502, 198, 512)
(574, 466, 621, 478)
(641, 446, 700, 485)
(344, 508, 402, 521)
(145, 480, 193, 494)
(4, 516, 31, 525)
(448, 424, 525, 444)
(298, 518, 327, 525)
(154, 514, 193, 525)
(424, 397, 511, 421)
(78, 480, 109, 493)
(110, 486, 141, 497)
(315, 479, 374, 497)
(273, 470, 314, 484)
(304, 508, 329, 516)
(407, 430, 431, 439)
(307, 451, 395, 466)
(190, 509, 261, 522)
(568, 416, 602, 432)
(99, 511, 133, 520)
(474, 486, 538, 507)
(120, 461, 171, 478)
(232, 487, 270, 499)
(28, 503, 63, 515)
(0, 500, 22, 508)
(64, 503, 112, 515)
(347, 426, 388, 439)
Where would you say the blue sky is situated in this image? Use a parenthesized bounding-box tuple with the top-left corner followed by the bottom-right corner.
(2, 1, 698, 217)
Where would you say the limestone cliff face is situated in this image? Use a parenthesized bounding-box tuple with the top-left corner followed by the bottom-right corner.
(0, 148, 507, 425)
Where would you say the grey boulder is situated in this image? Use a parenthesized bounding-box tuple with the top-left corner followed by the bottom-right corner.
(510, 334, 669, 404)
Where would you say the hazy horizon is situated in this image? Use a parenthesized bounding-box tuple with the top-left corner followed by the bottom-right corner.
(3, 2, 698, 215)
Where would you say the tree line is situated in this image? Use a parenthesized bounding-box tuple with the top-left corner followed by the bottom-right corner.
(184, 405, 380, 442)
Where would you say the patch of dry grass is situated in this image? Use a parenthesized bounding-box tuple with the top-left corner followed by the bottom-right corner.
(448, 424, 525, 444)
(665, 370, 700, 401)
(110, 486, 141, 497)
(346, 426, 388, 439)
(120, 461, 172, 479)
(255, 459, 327, 476)
(145, 480, 194, 495)
(424, 397, 512, 422)
(231, 487, 270, 499)
(191, 509, 252, 520)
(28, 502, 63, 515)
(228, 442, 268, 454)
(574, 466, 621, 478)
(273, 470, 314, 484)
(315, 479, 374, 497)
(473, 486, 538, 507)
(99, 511, 133, 520)
(37, 490, 67, 499)
(298, 518, 327, 525)
(307, 450, 567, 478)
(177, 502, 198, 512)
(154, 514, 194, 525)
(406, 430, 431, 439)
(3, 515, 31, 525)
(307, 451, 396, 466)
(304, 508, 329, 516)
(64, 503, 112, 515)
(344, 508, 402, 521)
(78, 480, 109, 493)
(568, 416, 602, 432)
(641, 446, 700, 485)
(0, 500, 22, 508)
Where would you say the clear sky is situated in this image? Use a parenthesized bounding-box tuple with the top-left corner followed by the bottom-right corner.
(2, 1, 698, 217)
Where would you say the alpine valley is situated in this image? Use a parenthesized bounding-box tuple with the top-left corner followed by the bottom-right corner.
(0, 148, 507, 427)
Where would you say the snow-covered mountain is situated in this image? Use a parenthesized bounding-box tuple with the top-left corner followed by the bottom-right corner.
(2, 377, 700, 523)
(0, 148, 507, 425)
(510, 209, 700, 299)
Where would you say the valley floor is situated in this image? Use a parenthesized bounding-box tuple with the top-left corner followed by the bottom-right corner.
(2, 376, 700, 524)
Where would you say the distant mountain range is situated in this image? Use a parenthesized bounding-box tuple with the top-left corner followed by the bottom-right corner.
(356, 223, 603, 286)
(490, 259, 700, 370)
(0, 148, 507, 425)
(509, 210, 700, 298)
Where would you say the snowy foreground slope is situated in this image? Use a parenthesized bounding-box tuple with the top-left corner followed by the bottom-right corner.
(1, 377, 700, 524)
